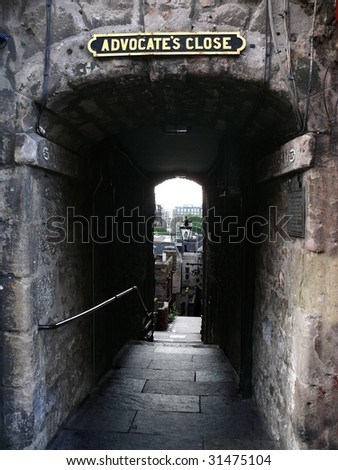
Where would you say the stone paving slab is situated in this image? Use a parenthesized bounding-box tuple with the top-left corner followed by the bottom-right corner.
(66, 408, 136, 433)
(201, 395, 258, 419)
(154, 345, 224, 355)
(130, 410, 265, 440)
(148, 359, 197, 371)
(118, 351, 195, 363)
(143, 379, 238, 397)
(204, 437, 278, 450)
(112, 367, 195, 382)
(152, 353, 195, 362)
(154, 317, 202, 344)
(48, 317, 277, 450)
(196, 370, 237, 383)
(154, 332, 202, 343)
(49, 430, 203, 450)
(155, 342, 219, 349)
(148, 359, 231, 372)
(115, 357, 152, 369)
(82, 391, 200, 413)
(201, 396, 253, 414)
(101, 377, 146, 393)
(192, 352, 233, 370)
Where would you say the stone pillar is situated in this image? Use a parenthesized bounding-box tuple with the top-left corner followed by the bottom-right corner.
(253, 128, 338, 449)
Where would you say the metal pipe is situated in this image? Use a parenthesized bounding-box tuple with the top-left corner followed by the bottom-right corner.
(91, 167, 104, 386)
(134, 286, 148, 314)
(38, 286, 138, 330)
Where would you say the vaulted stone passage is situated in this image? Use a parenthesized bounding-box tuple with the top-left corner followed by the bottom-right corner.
(1, 0, 337, 451)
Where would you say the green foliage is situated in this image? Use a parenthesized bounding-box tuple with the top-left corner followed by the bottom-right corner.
(153, 227, 169, 234)
(168, 302, 179, 323)
(187, 215, 203, 235)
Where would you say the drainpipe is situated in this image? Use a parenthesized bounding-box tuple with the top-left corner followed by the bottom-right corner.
(91, 168, 103, 386)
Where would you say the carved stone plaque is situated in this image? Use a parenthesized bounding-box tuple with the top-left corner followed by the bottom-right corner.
(256, 134, 315, 183)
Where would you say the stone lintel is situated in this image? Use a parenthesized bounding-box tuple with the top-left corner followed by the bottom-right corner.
(14, 133, 84, 179)
(256, 134, 315, 183)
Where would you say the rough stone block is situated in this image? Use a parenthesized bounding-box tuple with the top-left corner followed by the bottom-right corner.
(2, 386, 36, 449)
(0, 131, 14, 165)
(0, 168, 34, 277)
(0, 277, 34, 332)
(204, 437, 278, 450)
(145, 0, 193, 31)
(1, 331, 38, 388)
(14, 133, 83, 179)
(213, 3, 250, 29)
(293, 377, 338, 449)
(256, 134, 315, 183)
(200, 0, 216, 7)
(79, 1, 135, 30)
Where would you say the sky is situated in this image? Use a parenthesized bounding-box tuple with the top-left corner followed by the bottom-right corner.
(154, 177, 203, 212)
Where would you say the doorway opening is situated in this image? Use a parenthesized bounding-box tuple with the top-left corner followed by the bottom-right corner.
(153, 178, 203, 334)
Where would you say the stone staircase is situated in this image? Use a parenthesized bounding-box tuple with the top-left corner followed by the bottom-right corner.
(49, 317, 277, 450)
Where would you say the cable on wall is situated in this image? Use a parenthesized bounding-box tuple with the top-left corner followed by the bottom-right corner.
(233, 2, 273, 142)
(322, 61, 338, 125)
(0, 33, 9, 49)
(36, 0, 53, 136)
(267, 0, 304, 131)
(264, 0, 272, 89)
(302, 0, 318, 132)
(282, 0, 298, 101)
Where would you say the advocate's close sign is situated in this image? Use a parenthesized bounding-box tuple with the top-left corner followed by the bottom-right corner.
(88, 32, 246, 57)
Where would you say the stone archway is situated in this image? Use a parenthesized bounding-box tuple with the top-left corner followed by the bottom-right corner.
(1, 0, 337, 451)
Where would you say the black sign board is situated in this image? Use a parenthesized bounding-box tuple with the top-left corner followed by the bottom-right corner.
(88, 32, 246, 57)
(287, 188, 305, 238)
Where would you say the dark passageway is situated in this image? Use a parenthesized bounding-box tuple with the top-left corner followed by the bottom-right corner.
(30, 75, 302, 450)
(3, 0, 337, 451)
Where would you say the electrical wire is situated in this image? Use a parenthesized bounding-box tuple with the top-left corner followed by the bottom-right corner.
(91, 166, 104, 387)
(282, 0, 298, 100)
(264, 0, 272, 89)
(267, 0, 303, 130)
(302, 0, 318, 132)
(0, 33, 9, 49)
(322, 62, 338, 124)
(36, 0, 52, 135)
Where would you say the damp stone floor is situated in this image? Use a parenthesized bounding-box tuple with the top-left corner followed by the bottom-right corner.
(48, 316, 278, 450)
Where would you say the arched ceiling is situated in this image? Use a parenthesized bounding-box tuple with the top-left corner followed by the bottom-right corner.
(40, 72, 301, 177)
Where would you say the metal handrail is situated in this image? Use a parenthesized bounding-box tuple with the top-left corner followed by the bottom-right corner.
(38, 286, 153, 340)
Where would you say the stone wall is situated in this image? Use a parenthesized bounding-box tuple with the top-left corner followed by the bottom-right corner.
(0, 158, 93, 448)
(250, 1, 338, 448)
(0, 137, 153, 449)
(203, 136, 252, 387)
(155, 256, 173, 301)
(253, 128, 338, 449)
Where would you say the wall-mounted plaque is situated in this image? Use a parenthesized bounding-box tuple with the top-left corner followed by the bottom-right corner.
(287, 188, 305, 238)
(88, 32, 246, 57)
